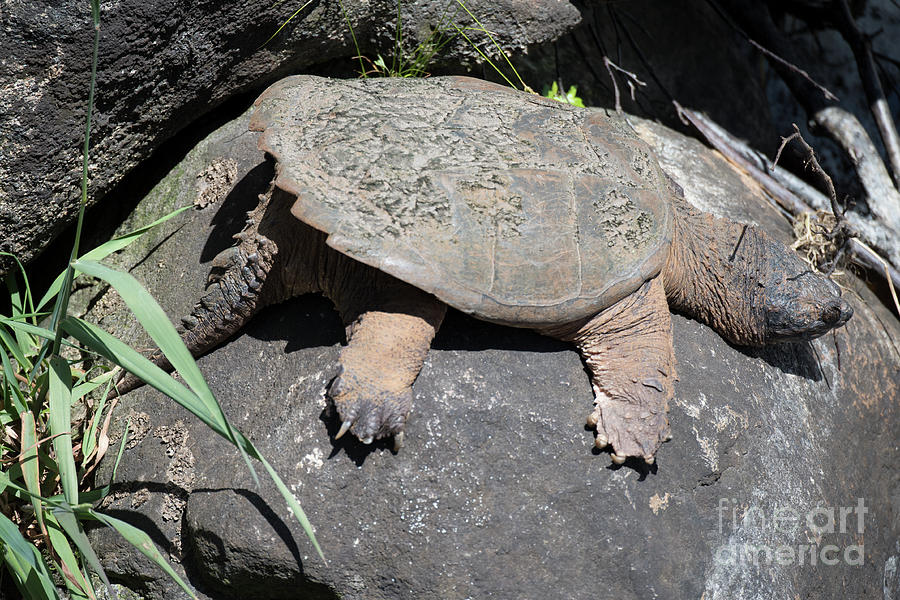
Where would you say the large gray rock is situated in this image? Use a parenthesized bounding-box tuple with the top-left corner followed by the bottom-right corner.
(0, 0, 580, 273)
(84, 94, 900, 599)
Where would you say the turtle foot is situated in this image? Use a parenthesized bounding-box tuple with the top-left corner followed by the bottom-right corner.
(328, 371, 412, 448)
(588, 388, 671, 465)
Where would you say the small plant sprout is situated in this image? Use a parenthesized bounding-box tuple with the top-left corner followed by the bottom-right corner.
(543, 82, 585, 107)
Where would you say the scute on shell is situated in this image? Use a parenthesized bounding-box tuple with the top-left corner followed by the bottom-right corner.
(250, 75, 674, 326)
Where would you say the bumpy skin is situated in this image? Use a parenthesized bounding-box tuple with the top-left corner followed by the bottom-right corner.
(117, 186, 449, 448)
(544, 276, 675, 463)
(331, 298, 445, 445)
(119, 76, 853, 464)
(546, 194, 854, 463)
(115, 198, 277, 393)
(663, 194, 852, 347)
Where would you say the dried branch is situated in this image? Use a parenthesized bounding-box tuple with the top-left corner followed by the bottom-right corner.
(675, 104, 900, 292)
(715, 1, 834, 114)
(602, 56, 646, 112)
(774, 124, 841, 218)
(774, 124, 857, 275)
(675, 103, 809, 214)
(814, 106, 900, 232)
(830, 0, 900, 188)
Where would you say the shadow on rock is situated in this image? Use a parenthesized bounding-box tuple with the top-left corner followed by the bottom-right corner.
(201, 160, 276, 263)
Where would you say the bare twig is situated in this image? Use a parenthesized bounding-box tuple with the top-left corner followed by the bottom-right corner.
(720, 1, 900, 223)
(675, 103, 810, 215)
(711, 0, 838, 113)
(602, 56, 646, 112)
(747, 38, 839, 102)
(774, 124, 841, 218)
(774, 124, 859, 275)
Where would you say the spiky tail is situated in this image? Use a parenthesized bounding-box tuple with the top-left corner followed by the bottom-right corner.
(114, 231, 277, 396)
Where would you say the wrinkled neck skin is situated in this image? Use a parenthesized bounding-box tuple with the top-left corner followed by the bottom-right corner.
(663, 195, 851, 346)
(662, 198, 774, 347)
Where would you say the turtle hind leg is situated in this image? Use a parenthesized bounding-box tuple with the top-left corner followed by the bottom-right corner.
(328, 279, 446, 449)
(544, 276, 676, 464)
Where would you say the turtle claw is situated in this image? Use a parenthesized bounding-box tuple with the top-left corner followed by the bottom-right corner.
(328, 373, 413, 446)
(587, 395, 669, 463)
(335, 420, 353, 440)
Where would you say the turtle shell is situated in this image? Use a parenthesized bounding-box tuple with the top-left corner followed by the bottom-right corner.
(250, 75, 673, 327)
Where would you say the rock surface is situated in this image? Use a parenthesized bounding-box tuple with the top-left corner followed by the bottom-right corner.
(85, 96, 900, 599)
(0, 0, 580, 273)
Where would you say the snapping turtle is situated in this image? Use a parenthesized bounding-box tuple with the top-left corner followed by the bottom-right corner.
(122, 75, 852, 464)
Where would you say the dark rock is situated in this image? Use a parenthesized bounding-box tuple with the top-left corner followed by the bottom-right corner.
(504, 0, 776, 152)
(87, 94, 900, 599)
(0, 0, 580, 273)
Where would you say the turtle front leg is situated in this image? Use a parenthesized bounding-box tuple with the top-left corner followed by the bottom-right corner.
(545, 276, 676, 464)
(329, 291, 446, 448)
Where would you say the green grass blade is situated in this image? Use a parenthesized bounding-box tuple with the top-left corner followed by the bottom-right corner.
(1, 253, 37, 321)
(79, 418, 129, 504)
(44, 512, 95, 600)
(44, 0, 101, 360)
(454, 0, 528, 90)
(48, 356, 78, 505)
(63, 268, 322, 557)
(338, 0, 367, 77)
(0, 331, 28, 414)
(0, 317, 60, 344)
(71, 261, 213, 403)
(0, 322, 26, 366)
(4, 271, 38, 355)
(0, 513, 42, 570)
(451, 23, 516, 88)
(70, 260, 257, 482)
(391, 0, 402, 75)
(61, 318, 219, 433)
(3, 545, 59, 600)
(71, 366, 114, 399)
(52, 508, 109, 598)
(35, 206, 192, 313)
(258, 454, 325, 562)
(0, 512, 60, 599)
(20, 410, 46, 541)
(85, 510, 197, 600)
(64, 315, 259, 491)
(80, 378, 112, 467)
(263, 0, 313, 47)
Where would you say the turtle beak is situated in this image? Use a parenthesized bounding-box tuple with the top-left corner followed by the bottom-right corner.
(764, 276, 853, 343)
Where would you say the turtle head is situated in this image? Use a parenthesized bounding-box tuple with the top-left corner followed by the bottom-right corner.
(664, 204, 853, 347)
(760, 268, 853, 343)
